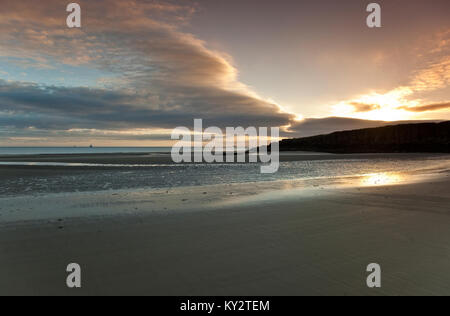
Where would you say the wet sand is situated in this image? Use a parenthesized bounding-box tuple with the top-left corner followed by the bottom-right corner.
(0, 152, 446, 165)
(0, 172, 450, 295)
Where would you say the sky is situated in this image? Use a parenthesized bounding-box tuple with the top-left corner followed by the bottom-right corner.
(0, 0, 449, 146)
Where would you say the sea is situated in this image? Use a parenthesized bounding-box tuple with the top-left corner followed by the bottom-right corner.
(0, 148, 449, 197)
(0, 147, 172, 155)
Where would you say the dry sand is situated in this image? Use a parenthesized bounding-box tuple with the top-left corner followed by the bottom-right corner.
(1, 170, 450, 296)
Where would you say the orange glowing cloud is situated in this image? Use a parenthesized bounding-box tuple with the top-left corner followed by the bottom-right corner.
(330, 30, 450, 121)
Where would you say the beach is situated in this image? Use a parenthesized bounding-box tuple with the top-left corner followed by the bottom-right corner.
(2, 0, 449, 299)
(0, 153, 450, 295)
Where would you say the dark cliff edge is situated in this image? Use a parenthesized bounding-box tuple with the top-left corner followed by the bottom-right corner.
(275, 121, 450, 153)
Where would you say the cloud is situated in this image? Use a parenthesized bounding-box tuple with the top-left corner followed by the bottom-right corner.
(349, 102, 381, 112)
(286, 117, 439, 138)
(399, 102, 450, 112)
(0, 0, 296, 141)
(328, 30, 450, 121)
(0, 125, 174, 147)
(0, 79, 293, 130)
(411, 56, 450, 92)
(287, 117, 390, 137)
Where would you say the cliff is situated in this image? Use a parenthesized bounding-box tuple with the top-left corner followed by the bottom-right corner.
(278, 121, 450, 153)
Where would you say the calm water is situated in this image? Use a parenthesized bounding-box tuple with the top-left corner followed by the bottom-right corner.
(0, 147, 172, 155)
(1, 154, 449, 197)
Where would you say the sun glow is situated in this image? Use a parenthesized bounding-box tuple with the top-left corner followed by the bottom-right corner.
(360, 173, 406, 186)
(331, 87, 421, 121)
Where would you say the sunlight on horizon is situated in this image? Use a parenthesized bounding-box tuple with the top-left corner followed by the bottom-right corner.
(331, 88, 421, 121)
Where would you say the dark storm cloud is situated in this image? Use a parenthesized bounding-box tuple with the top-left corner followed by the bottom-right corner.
(0, 80, 292, 130)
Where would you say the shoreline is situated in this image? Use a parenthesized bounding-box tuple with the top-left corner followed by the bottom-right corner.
(0, 152, 448, 165)
(1, 153, 449, 200)
(0, 163, 448, 223)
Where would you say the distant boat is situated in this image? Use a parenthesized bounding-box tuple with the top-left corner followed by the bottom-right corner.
(89, 144, 94, 148)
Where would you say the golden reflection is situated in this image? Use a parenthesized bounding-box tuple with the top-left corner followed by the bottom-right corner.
(360, 173, 405, 186)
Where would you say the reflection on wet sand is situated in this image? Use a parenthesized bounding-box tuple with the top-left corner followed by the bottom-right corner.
(360, 173, 406, 186)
